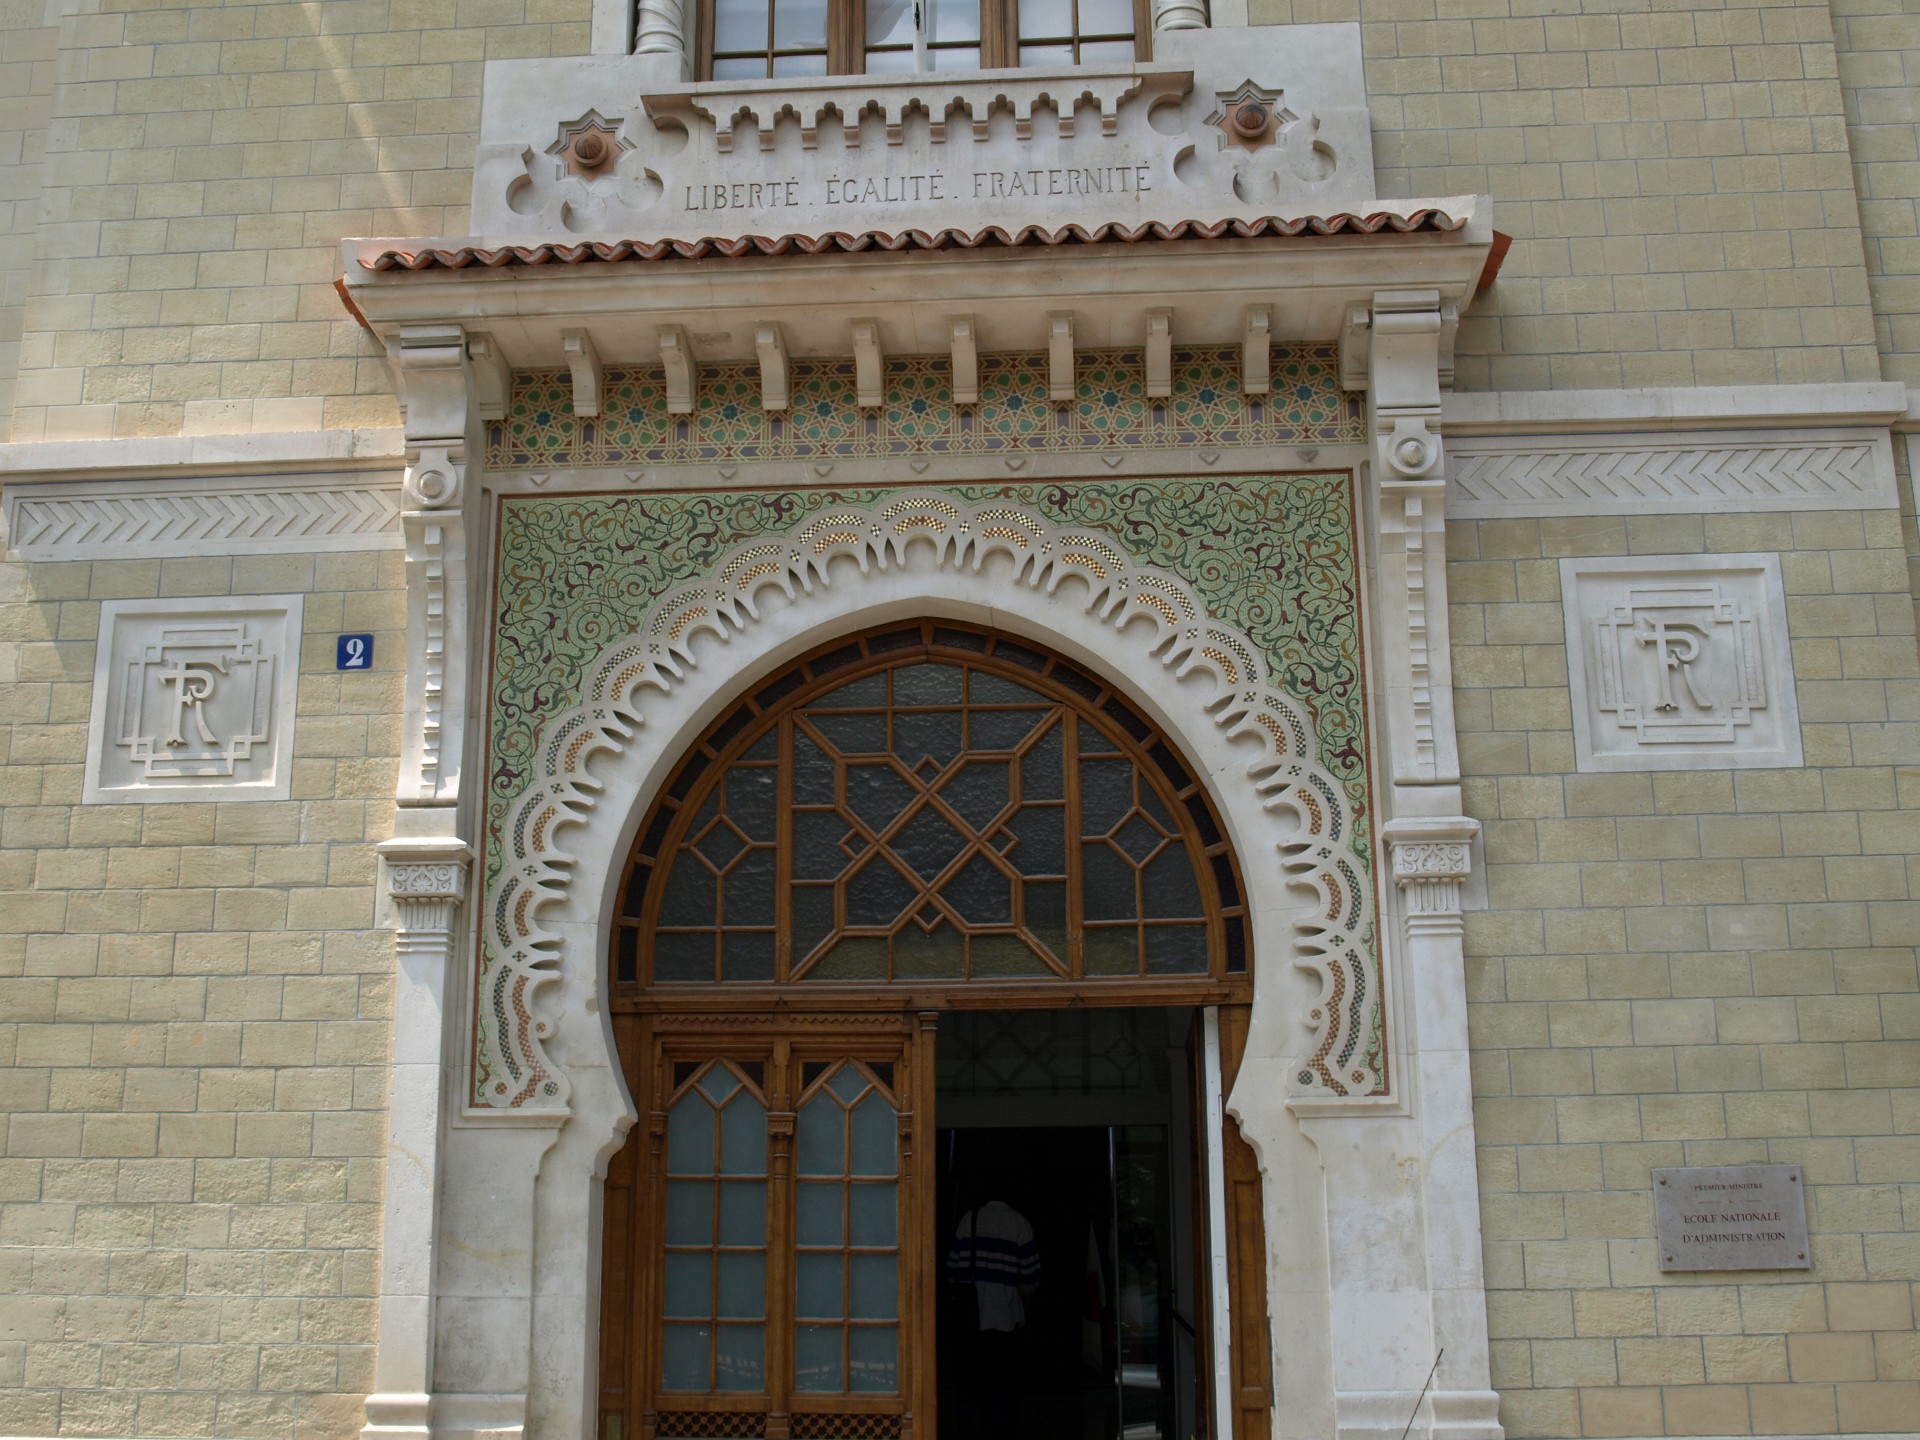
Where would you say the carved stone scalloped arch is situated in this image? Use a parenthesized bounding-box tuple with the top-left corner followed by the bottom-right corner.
(479, 492, 1378, 1112)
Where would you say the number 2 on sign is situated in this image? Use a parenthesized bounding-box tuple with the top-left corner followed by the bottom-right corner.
(336, 633, 374, 671)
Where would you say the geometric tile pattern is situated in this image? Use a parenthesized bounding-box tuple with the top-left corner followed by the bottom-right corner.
(486, 345, 1363, 468)
(482, 474, 1381, 1095)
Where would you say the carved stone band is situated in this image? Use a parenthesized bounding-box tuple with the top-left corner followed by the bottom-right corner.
(1390, 841, 1471, 884)
(389, 862, 467, 900)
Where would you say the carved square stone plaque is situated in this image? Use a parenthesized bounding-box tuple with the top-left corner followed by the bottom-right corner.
(1653, 1164, 1810, 1272)
(84, 596, 304, 804)
(1561, 553, 1801, 772)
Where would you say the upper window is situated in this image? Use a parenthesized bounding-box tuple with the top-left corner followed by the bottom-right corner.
(699, 0, 1148, 78)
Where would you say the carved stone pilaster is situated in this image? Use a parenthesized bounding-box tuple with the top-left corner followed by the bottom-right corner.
(1380, 816, 1502, 1440)
(387, 324, 479, 809)
(361, 838, 473, 1440)
(1343, 290, 1462, 789)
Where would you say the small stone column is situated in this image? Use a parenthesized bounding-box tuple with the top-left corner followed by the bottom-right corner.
(1385, 818, 1504, 1440)
(633, 0, 692, 76)
(1152, 0, 1209, 31)
(360, 838, 472, 1440)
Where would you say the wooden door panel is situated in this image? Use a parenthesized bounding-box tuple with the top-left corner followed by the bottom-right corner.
(604, 1016, 934, 1440)
(1217, 1005, 1274, 1440)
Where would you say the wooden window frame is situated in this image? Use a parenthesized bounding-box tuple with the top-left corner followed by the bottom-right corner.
(695, 0, 1153, 80)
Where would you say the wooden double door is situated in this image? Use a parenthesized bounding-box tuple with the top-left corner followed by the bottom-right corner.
(599, 1008, 1269, 1440)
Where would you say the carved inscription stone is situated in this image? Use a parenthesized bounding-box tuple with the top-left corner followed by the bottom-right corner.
(471, 28, 1378, 241)
(1561, 554, 1802, 772)
(84, 597, 304, 804)
(1653, 1165, 1811, 1272)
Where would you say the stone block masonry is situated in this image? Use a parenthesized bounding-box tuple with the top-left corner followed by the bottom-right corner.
(1451, 505, 1920, 1439)
(5, 0, 592, 443)
(1251, 0, 1899, 393)
(0, 519, 406, 1440)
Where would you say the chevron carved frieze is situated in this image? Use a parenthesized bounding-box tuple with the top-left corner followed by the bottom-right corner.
(1448, 431, 1895, 518)
(4, 475, 403, 560)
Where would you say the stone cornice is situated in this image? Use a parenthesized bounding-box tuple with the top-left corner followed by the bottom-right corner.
(339, 219, 1494, 373)
(1440, 381, 1909, 435)
(0, 428, 404, 482)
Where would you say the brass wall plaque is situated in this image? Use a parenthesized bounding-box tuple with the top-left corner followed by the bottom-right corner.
(1653, 1164, 1810, 1272)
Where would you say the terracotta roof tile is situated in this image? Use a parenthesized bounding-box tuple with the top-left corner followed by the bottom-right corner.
(360, 210, 1468, 271)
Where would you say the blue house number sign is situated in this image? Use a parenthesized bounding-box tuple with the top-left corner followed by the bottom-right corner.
(336, 634, 374, 671)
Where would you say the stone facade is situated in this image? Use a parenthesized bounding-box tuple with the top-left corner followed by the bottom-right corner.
(0, 4, 1916, 1440)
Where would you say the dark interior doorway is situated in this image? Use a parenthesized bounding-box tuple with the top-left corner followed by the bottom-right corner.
(933, 1009, 1201, 1440)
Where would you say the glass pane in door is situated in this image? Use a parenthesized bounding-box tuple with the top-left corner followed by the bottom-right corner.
(793, 1063, 902, 1395)
(662, 1062, 769, 1394)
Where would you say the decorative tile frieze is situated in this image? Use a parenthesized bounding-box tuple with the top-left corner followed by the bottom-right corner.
(83, 597, 305, 804)
(484, 346, 1363, 471)
(1561, 555, 1801, 773)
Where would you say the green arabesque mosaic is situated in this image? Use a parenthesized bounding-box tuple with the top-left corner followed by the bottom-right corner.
(485, 345, 1363, 468)
(480, 474, 1380, 1089)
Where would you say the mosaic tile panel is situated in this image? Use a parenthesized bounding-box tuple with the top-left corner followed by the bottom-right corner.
(478, 475, 1380, 1092)
(485, 346, 1363, 468)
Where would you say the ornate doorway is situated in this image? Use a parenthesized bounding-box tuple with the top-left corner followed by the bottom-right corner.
(600, 623, 1268, 1440)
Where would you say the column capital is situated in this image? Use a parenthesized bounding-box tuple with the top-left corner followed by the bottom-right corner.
(1383, 817, 1478, 928)
(378, 837, 473, 937)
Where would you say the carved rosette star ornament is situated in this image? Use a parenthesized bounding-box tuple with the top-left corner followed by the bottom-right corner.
(547, 110, 630, 181)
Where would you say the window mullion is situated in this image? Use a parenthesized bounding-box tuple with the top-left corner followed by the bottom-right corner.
(768, 1039, 797, 1431)
(833, 0, 862, 74)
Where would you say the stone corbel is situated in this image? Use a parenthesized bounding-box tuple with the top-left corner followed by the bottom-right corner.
(950, 318, 979, 405)
(388, 323, 481, 810)
(1048, 313, 1076, 401)
(1242, 306, 1271, 395)
(361, 838, 474, 1440)
(660, 325, 697, 415)
(1145, 309, 1173, 398)
(851, 319, 884, 408)
(1345, 290, 1461, 790)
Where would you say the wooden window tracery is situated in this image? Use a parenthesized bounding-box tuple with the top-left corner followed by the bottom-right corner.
(613, 623, 1250, 1005)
